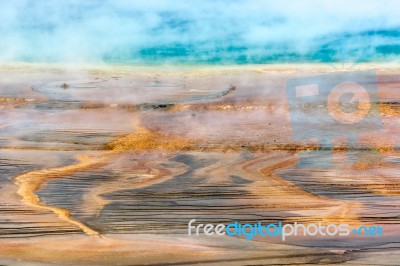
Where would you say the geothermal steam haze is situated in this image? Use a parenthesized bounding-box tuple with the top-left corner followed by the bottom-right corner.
(1, 0, 400, 63)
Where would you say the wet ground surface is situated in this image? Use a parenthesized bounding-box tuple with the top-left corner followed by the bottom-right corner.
(1, 64, 400, 265)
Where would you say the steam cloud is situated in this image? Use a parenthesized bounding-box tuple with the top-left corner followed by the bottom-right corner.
(1, 0, 400, 63)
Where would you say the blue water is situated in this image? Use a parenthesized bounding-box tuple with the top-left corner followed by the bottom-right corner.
(2, 1, 400, 64)
(14, 29, 399, 64)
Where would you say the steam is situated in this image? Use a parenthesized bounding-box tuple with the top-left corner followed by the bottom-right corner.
(1, 0, 400, 63)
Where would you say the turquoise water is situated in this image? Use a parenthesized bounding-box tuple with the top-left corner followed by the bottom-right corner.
(129, 30, 400, 64)
(1, 1, 400, 64)
(13, 29, 400, 64)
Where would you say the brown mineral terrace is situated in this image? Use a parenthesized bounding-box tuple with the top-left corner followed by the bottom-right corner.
(0, 63, 400, 265)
